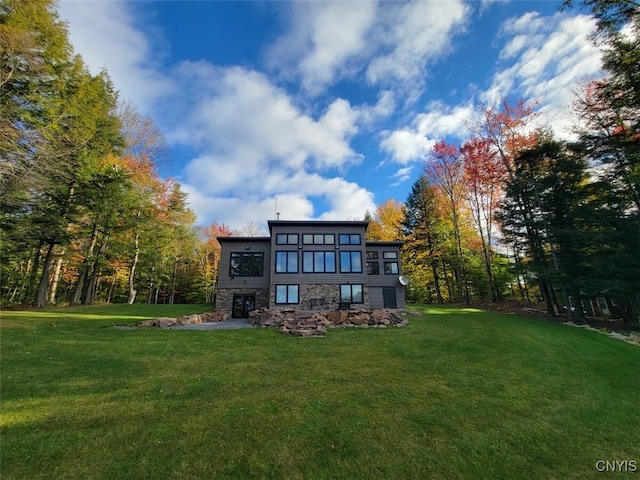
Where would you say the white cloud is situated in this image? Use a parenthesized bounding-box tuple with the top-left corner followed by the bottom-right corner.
(269, 0, 469, 97)
(380, 103, 473, 165)
(390, 166, 414, 187)
(366, 0, 469, 85)
(175, 64, 361, 188)
(380, 130, 434, 165)
(267, 1, 377, 94)
(58, 0, 174, 114)
(484, 12, 602, 136)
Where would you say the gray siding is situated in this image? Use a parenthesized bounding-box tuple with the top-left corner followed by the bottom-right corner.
(217, 238, 270, 289)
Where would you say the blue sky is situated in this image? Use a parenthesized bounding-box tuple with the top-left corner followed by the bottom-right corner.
(58, 0, 602, 233)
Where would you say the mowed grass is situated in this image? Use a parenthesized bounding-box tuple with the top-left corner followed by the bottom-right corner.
(1, 304, 638, 479)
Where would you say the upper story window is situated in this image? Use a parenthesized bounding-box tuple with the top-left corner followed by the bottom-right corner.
(275, 251, 298, 273)
(367, 262, 380, 275)
(340, 251, 362, 273)
(366, 251, 378, 260)
(339, 234, 361, 245)
(383, 251, 398, 259)
(302, 234, 335, 245)
(230, 252, 264, 277)
(276, 234, 298, 245)
(303, 251, 336, 273)
(384, 262, 399, 275)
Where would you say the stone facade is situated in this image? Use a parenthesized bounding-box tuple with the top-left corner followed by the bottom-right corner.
(269, 283, 370, 310)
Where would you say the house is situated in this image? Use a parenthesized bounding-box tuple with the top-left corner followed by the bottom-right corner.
(215, 220, 406, 318)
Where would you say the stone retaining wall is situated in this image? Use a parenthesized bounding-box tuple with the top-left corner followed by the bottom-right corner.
(249, 307, 408, 336)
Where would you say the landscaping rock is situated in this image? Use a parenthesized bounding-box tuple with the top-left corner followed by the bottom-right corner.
(177, 314, 201, 325)
(249, 307, 409, 336)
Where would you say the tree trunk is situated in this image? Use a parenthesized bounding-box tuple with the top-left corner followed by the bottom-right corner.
(47, 252, 64, 304)
(83, 234, 107, 305)
(71, 224, 98, 305)
(33, 242, 56, 307)
(431, 262, 444, 304)
(169, 257, 178, 304)
(127, 211, 141, 304)
(127, 230, 139, 304)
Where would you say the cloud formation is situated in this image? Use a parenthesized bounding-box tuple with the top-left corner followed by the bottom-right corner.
(59, 1, 603, 231)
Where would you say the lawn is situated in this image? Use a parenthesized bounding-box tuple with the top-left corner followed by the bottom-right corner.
(1, 304, 638, 479)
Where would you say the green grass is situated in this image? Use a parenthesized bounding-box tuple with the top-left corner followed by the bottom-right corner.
(1, 304, 638, 479)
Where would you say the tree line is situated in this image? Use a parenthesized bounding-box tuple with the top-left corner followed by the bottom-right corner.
(2, 0, 637, 323)
(366, 0, 639, 323)
(1, 0, 233, 307)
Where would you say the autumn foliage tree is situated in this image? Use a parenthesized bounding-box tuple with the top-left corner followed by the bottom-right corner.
(461, 138, 508, 302)
(424, 141, 471, 305)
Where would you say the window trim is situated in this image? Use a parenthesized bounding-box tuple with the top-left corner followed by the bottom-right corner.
(367, 261, 380, 275)
(302, 250, 336, 273)
(275, 233, 299, 245)
(384, 261, 399, 275)
(340, 250, 363, 273)
(302, 233, 335, 245)
(229, 252, 264, 277)
(339, 233, 361, 245)
(275, 251, 298, 273)
(275, 285, 299, 305)
(340, 284, 364, 304)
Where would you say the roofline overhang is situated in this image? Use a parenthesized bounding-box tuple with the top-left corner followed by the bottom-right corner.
(268, 219, 370, 233)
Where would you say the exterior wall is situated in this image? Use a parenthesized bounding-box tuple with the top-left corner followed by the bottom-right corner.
(215, 222, 405, 315)
(369, 286, 406, 309)
(216, 238, 270, 314)
(268, 221, 370, 309)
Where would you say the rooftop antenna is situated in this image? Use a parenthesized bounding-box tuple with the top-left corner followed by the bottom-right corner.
(275, 197, 278, 220)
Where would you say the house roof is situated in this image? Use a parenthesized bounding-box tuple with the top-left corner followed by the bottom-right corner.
(216, 236, 271, 243)
(366, 241, 404, 247)
(268, 219, 369, 233)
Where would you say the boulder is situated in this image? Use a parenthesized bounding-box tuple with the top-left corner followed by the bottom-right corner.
(177, 314, 201, 325)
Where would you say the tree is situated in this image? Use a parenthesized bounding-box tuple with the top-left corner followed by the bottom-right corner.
(402, 175, 448, 304)
(425, 141, 471, 305)
(565, 0, 639, 322)
(199, 221, 233, 304)
(365, 199, 405, 241)
(461, 138, 508, 302)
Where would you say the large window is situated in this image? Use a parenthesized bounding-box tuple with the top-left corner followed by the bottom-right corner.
(276, 234, 298, 245)
(275, 251, 298, 273)
(275, 285, 299, 304)
(340, 251, 362, 273)
(230, 252, 264, 277)
(303, 251, 336, 273)
(340, 284, 363, 303)
(302, 234, 335, 245)
(339, 234, 361, 245)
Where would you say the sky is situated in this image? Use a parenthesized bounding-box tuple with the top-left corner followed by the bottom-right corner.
(57, 0, 603, 234)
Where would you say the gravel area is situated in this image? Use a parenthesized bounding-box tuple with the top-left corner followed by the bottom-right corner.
(169, 319, 254, 330)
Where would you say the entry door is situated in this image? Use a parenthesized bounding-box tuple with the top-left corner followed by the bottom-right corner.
(383, 287, 397, 309)
(232, 294, 256, 318)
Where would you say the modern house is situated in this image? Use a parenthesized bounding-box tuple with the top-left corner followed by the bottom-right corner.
(216, 220, 406, 318)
